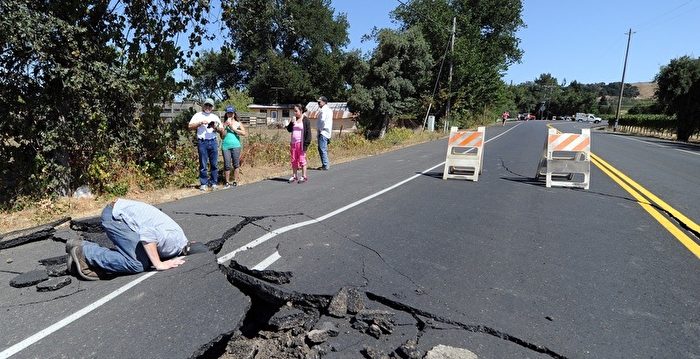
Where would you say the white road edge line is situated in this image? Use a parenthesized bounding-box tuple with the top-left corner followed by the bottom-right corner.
(1, 123, 519, 358)
(251, 251, 282, 270)
(0, 272, 157, 359)
(216, 122, 520, 264)
(615, 134, 666, 148)
(676, 149, 700, 157)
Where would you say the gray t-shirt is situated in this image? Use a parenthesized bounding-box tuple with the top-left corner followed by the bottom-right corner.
(112, 199, 188, 258)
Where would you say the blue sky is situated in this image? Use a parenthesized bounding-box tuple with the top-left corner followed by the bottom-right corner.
(330, 0, 700, 85)
(196, 0, 699, 85)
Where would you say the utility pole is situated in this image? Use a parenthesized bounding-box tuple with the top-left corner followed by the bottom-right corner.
(445, 17, 456, 132)
(614, 28, 633, 131)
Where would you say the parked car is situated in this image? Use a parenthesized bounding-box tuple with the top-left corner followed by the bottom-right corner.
(575, 113, 602, 123)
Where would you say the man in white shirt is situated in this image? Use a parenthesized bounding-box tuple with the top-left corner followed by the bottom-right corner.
(188, 98, 222, 191)
(315, 96, 333, 170)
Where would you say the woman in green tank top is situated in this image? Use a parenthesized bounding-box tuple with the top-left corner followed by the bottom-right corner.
(219, 106, 247, 188)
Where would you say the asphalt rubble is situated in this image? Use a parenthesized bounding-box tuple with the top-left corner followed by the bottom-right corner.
(2, 217, 568, 359)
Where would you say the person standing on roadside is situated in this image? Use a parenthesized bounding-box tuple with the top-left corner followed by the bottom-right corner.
(219, 105, 247, 189)
(188, 98, 222, 191)
(286, 104, 311, 183)
(315, 96, 333, 170)
(501, 111, 509, 126)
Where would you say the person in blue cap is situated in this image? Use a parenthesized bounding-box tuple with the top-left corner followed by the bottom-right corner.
(218, 105, 247, 188)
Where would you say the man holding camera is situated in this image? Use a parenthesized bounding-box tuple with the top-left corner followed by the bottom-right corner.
(188, 98, 222, 191)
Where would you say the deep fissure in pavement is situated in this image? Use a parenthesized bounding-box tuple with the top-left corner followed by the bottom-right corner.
(193, 259, 570, 359)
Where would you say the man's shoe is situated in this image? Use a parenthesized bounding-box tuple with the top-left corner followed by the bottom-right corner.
(211, 184, 218, 190)
(69, 246, 100, 281)
(199, 185, 207, 192)
(297, 176, 307, 183)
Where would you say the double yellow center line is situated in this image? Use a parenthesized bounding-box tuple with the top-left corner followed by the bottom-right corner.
(591, 153, 700, 259)
(549, 125, 700, 259)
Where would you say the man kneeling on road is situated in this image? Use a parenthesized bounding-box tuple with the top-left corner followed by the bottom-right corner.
(67, 199, 192, 280)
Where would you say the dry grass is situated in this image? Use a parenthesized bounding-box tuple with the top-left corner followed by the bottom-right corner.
(630, 81, 657, 100)
(0, 129, 444, 234)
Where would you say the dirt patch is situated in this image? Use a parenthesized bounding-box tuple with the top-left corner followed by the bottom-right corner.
(630, 81, 657, 100)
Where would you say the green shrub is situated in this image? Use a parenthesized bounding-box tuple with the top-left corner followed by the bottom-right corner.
(380, 127, 413, 145)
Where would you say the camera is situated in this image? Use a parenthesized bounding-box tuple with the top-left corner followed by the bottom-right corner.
(207, 121, 217, 129)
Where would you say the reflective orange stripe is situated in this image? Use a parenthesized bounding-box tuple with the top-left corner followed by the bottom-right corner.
(553, 135, 577, 151)
(458, 132, 481, 147)
(572, 137, 590, 152)
(449, 132, 466, 145)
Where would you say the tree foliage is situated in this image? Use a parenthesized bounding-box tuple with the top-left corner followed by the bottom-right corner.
(186, 49, 241, 101)
(221, 0, 353, 103)
(655, 56, 700, 142)
(347, 28, 433, 138)
(392, 0, 524, 117)
(0, 0, 211, 205)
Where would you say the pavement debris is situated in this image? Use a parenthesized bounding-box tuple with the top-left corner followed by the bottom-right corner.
(228, 260, 292, 285)
(70, 216, 103, 233)
(9, 269, 49, 288)
(36, 277, 72, 292)
(0, 217, 70, 250)
(38, 255, 68, 266)
(424, 344, 478, 359)
(51, 228, 82, 243)
(46, 264, 69, 277)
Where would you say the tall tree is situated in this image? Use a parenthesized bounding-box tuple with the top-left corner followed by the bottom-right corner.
(348, 27, 433, 138)
(222, 0, 353, 103)
(655, 56, 700, 142)
(392, 0, 524, 117)
(0, 0, 211, 204)
(186, 49, 242, 101)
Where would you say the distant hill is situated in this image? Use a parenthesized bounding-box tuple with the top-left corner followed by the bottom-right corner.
(630, 82, 657, 100)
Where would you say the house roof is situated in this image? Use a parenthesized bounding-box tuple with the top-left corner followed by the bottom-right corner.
(305, 102, 356, 120)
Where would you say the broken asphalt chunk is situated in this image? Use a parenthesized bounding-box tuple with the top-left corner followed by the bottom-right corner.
(424, 344, 478, 359)
(221, 261, 330, 308)
(225, 337, 259, 359)
(10, 269, 49, 288)
(327, 287, 348, 317)
(46, 264, 69, 277)
(361, 346, 390, 359)
(395, 339, 423, 359)
(313, 321, 339, 337)
(51, 228, 81, 243)
(328, 286, 366, 317)
(269, 306, 317, 331)
(0, 217, 69, 250)
(228, 260, 292, 285)
(36, 277, 72, 292)
(70, 216, 102, 232)
(38, 255, 68, 266)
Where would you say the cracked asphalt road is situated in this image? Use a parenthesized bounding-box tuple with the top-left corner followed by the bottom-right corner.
(1, 120, 699, 358)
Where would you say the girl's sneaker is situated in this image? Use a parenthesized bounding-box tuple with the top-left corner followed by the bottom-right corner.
(297, 176, 307, 183)
(224, 182, 231, 189)
(288, 176, 297, 183)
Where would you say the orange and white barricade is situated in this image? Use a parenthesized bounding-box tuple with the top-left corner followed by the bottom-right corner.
(443, 126, 485, 181)
(536, 128, 590, 189)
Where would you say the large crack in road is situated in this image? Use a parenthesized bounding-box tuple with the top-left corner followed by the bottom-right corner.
(2, 214, 570, 358)
(189, 215, 570, 359)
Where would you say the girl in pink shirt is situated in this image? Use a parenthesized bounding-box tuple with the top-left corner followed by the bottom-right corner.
(285, 104, 312, 183)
